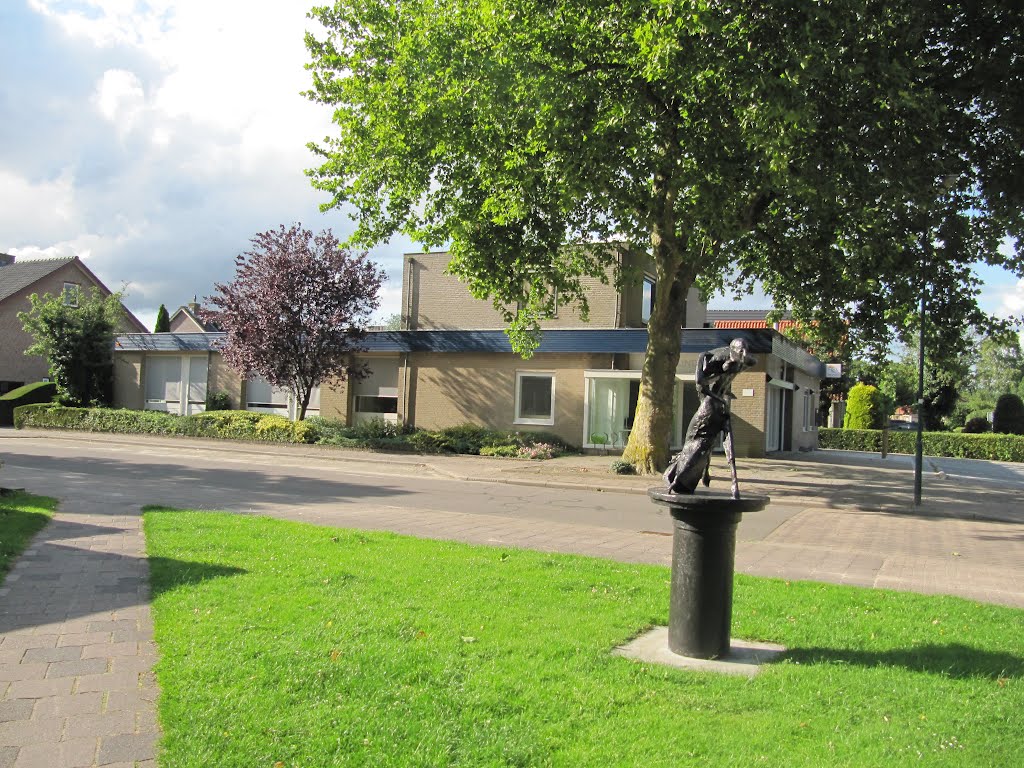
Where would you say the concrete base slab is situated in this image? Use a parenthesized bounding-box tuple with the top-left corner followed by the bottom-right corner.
(613, 626, 786, 677)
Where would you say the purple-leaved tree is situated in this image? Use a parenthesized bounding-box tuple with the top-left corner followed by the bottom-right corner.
(204, 224, 386, 420)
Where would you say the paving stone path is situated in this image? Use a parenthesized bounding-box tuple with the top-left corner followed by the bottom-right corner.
(0, 500, 157, 768)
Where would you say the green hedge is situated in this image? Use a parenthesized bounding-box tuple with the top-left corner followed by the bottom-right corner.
(0, 382, 57, 427)
(819, 427, 1024, 462)
(13, 407, 576, 458)
(14, 404, 316, 444)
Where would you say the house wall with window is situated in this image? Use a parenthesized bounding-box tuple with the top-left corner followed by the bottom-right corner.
(0, 256, 146, 389)
(404, 351, 612, 446)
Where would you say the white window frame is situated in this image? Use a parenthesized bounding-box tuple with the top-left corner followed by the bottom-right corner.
(62, 282, 80, 307)
(802, 390, 817, 432)
(514, 371, 556, 426)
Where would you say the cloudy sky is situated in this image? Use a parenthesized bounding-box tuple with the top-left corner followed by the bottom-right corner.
(2, 0, 1022, 332)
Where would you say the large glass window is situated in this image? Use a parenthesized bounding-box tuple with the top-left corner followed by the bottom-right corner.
(584, 372, 691, 449)
(641, 277, 655, 323)
(515, 372, 555, 425)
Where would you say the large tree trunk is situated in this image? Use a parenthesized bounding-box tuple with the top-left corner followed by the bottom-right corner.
(621, 181, 693, 474)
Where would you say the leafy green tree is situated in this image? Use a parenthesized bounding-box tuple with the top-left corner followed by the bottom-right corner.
(18, 289, 124, 406)
(843, 382, 884, 430)
(973, 334, 1024, 399)
(307, 1, 1024, 472)
(154, 304, 171, 333)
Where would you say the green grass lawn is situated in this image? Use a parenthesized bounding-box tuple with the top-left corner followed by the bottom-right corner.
(0, 491, 56, 580)
(143, 509, 1023, 767)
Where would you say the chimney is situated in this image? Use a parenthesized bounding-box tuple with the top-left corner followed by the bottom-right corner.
(0, 253, 14, 267)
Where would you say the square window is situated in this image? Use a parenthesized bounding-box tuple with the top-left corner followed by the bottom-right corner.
(515, 372, 555, 425)
(63, 282, 80, 307)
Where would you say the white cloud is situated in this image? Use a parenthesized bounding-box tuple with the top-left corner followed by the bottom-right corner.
(94, 68, 146, 133)
(997, 278, 1024, 317)
(10, 1, 413, 325)
(0, 169, 81, 239)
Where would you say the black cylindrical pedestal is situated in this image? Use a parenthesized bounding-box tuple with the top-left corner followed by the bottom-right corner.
(649, 490, 769, 659)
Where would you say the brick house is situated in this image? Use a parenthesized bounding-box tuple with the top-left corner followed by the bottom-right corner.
(112, 249, 823, 456)
(0, 253, 147, 394)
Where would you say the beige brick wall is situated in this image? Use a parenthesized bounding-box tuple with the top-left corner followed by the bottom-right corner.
(729, 370, 767, 459)
(169, 313, 205, 333)
(209, 354, 243, 409)
(319, 377, 349, 421)
(406, 352, 612, 447)
(113, 353, 144, 410)
(1, 260, 143, 385)
(403, 252, 624, 330)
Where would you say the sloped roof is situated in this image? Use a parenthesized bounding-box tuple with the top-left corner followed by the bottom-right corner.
(0, 255, 148, 332)
(0, 256, 76, 302)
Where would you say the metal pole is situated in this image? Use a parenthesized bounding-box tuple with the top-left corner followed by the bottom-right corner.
(914, 289, 925, 506)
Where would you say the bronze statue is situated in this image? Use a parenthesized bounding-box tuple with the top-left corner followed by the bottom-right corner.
(664, 339, 756, 498)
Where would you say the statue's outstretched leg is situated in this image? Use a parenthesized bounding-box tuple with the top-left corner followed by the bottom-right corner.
(723, 416, 739, 499)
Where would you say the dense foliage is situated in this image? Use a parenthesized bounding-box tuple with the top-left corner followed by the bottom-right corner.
(843, 383, 883, 430)
(820, 428, 1024, 462)
(306, 0, 1024, 472)
(18, 288, 124, 407)
(204, 224, 386, 420)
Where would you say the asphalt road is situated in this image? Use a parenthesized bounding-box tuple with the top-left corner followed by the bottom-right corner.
(0, 433, 800, 543)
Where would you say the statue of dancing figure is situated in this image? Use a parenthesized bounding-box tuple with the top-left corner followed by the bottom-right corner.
(664, 338, 756, 498)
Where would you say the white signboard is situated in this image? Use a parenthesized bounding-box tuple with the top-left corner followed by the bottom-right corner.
(825, 363, 842, 379)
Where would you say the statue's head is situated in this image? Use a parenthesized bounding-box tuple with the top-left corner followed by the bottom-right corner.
(728, 338, 749, 362)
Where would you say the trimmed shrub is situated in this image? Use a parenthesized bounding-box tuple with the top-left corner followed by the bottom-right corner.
(993, 394, 1024, 435)
(611, 459, 636, 475)
(479, 445, 520, 458)
(843, 383, 884, 430)
(962, 417, 991, 434)
(205, 391, 233, 411)
(819, 427, 1024, 462)
(0, 382, 57, 427)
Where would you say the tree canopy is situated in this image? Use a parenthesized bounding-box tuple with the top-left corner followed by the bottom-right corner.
(306, 0, 1023, 471)
(204, 224, 386, 420)
(19, 288, 123, 407)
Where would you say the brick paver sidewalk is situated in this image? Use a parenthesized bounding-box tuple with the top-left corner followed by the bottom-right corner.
(0, 500, 157, 768)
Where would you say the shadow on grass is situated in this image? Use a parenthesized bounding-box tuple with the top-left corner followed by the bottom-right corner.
(787, 643, 1023, 680)
(147, 556, 247, 598)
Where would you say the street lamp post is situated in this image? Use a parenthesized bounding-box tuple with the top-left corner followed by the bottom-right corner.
(914, 285, 925, 506)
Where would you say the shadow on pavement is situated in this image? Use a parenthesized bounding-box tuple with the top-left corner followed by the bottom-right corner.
(1, 452, 417, 510)
(0, 515, 246, 635)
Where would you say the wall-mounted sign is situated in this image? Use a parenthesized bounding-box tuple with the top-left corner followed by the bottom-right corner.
(825, 363, 842, 379)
